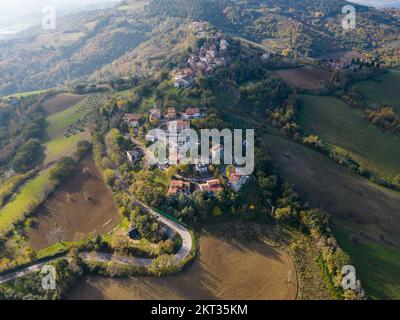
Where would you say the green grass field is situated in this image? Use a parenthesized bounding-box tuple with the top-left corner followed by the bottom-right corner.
(334, 228, 400, 300)
(3, 89, 50, 99)
(299, 95, 400, 180)
(46, 96, 93, 138)
(265, 133, 400, 300)
(0, 169, 53, 235)
(355, 70, 400, 113)
(44, 133, 82, 164)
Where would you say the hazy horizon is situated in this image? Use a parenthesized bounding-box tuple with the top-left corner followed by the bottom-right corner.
(0, 0, 123, 37)
(350, 0, 400, 8)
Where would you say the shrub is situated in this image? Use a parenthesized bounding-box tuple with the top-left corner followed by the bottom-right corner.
(50, 157, 76, 182)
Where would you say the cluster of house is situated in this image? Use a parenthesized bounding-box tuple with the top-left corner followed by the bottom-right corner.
(123, 106, 203, 127)
(166, 167, 249, 197)
(123, 105, 250, 198)
(174, 36, 229, 88)
(189, 21, 209, 37)
(320, 58, 362, 71)
(123, 106, 204, 165)
(318, 55, 372, 71)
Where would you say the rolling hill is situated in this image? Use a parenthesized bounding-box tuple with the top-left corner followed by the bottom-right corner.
(0, 0, 399, 96)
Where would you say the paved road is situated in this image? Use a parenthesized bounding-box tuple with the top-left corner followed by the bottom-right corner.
(0, 200, 193, 285)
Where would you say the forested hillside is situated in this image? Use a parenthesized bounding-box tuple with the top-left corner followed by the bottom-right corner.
(0, 0, 399, 96)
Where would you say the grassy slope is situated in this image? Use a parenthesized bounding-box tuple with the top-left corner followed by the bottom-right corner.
(0, 169, 52, 234)
(46, 96, 92, 138)
(354, 70, 400, 113)
(44, 134, 82, 164)
(299, 95, 400, 180)
(334, 228, 400, 300)
(265, 134, 400, 299)
(0, 93, 95, 234)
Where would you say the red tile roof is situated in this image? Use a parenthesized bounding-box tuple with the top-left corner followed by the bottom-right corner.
(167, 180, 190, 195)
(185, 107, 200, 115)
(124, 114, 141, 122)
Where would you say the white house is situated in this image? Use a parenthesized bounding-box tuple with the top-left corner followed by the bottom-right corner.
(228, 169, 250, 192)
(261, 53, 269, 62)
(220, 39, 229, 51)
(168, 120, 190, 134)
(183, 107, 202, 120)
(124, 114, 141, 127)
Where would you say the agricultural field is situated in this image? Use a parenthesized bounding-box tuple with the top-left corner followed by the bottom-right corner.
(3, 89, 49, 99)
(334, 228, 400, 300)
(44, 134, 83, 165)
(0, 169, 53, 235)
(0, 171, 35, 207)
(354, 70, 400, 114)
(316, 50, 366, 64)
(40, 93, 87, 116)
(27, 155, 120, 250)
(265, 133, 400, 299)
(298, 95, 400, 181)
(46, 94, 106, 138)
(68, 230, 298, 300)
(274, 66, 332, 91)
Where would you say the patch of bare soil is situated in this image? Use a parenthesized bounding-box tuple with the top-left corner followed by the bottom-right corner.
(317, 50, 366, 64)
(27, 155, 120, 249)
(275, 66, 332, 90)
(41, 93, 86, 116)
(67, 232, 297, 300)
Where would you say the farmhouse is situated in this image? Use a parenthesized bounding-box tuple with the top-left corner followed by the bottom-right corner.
(183, 107, 202, 120)
(199, 179, 223, 195)
(167, 180, 191, 195)
(174, 68, 195, 88)
(220, 39, 229, 51)
(149, 107, 161, 122)
(228, 170, 250, 192)
(124, 113, 141, 127)
(165, 107, 177, 120)
(168, 120, 190, 133)
(261, 53, 269, 62)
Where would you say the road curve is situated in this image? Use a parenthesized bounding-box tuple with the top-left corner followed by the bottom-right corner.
(0, 201, 193, 285)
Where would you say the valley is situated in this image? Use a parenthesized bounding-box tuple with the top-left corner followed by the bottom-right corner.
(0, 0, 399, 303)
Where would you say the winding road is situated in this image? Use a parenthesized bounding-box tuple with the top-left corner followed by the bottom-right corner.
(0, 200, 193, 285)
